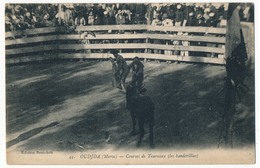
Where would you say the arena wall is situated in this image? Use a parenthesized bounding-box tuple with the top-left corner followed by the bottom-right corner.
(5, 24, 254, 66)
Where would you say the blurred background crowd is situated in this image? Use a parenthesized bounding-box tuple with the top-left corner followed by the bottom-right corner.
(5, 3, 254, 32)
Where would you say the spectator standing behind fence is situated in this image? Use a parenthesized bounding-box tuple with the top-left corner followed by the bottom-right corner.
(173, 32, 182, 55)
(182, 5, 188, 27)
(74, 4, 87, 26)
(87, 11, 94, 25)
(186, 12, 196, 26)
(102, 11, 112, 25)
(93, 5, 104, 25)
(5, 14, 13, 32)
(162, 13, 173, 55)
(5, 5, 14, 31)
(175, 4, 184, 26)
(162, 13, 173, 27)
(194, 4, 204, 17)
(180, 32, 189, 56)
(116, 10, 126, 25)
(75, 16, 86, 26)
(145, 5, 153, 25)
(103, 10, 115, 34)
(195, 13, 205, 27)
(151, 14, 162, 54)
(194, 13, 206, 56)
(203, 7, 211, 23)
(94, 14, 102, 25)
(132, 13, 143, 24)
(55, 5, 67, 26)
(205, 12, 218, 57)
(12, 5, 26, 30)
(46, 4, 58, 25)
(42, 13, 54, 27)
(23, 11, 36, 29)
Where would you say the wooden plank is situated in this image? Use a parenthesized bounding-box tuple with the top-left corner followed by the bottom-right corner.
(179, 56, 225, 64)
(5, 35, 57, 46)
(147, 25, 226, 34)
(57, 53, 225, 64)
(5, 27, 57, 38)
(6, 45, 58, 55)
(6, 54, 57, 64)
(58, 34, 148, 40)
(58, 53, 112, 59)
(57, 34, 81, 40)
(58, 43, 147, 50)
(147, 44, 225, 54)
(148, 34, 226, 43)
(123, 53, 179, 60)
(76, 25, 226, 34)
(58, 53, 179, 60)
(59, 33, 225, 43)
(76, 25, 147, 32)
(5, 33, 225, 46)
(59, 43, 224, 54)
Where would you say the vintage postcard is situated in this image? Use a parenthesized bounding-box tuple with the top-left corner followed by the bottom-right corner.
(4, 1, 256, 165)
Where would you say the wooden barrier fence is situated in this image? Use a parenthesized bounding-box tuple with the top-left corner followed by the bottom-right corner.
(5, 24, 229, 64)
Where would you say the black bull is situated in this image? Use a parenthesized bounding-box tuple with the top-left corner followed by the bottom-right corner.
(126, 85, 155, 148)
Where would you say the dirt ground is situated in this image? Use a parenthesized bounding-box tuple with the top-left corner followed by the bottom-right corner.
(6, 60, 255, 152)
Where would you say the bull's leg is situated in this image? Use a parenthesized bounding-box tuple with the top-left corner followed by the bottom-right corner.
(130, 112, 137, 136)
(149, 119, 154, 148)
(137, 120, 144, 147)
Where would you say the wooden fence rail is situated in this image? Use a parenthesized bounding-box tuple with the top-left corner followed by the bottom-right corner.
(5, 24, 228, 64)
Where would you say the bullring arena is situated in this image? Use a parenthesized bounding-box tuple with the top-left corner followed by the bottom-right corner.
(5, 3, 255, 164)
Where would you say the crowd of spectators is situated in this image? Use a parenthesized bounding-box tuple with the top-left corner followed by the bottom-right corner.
(5, 3, 254, 58)
(5, 3, 147, 32)
(5, 3, 254, 32)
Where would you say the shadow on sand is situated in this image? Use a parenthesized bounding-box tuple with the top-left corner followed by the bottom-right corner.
(6, 61, 255, 151)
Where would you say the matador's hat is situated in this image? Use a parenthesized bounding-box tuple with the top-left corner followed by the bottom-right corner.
(110, 50, 119, 55)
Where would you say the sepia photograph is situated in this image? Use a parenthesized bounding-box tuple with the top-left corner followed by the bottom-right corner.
(3, 0, 256, 165)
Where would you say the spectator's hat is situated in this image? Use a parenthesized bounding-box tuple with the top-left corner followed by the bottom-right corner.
(14, 5, 22, 12)
(64, 4, 74, 9)
(44, 13, 49, 20)
(177, 4, 182, 9)
(189, 12, 194, 16)
(110, 50, 119, 55)
(104, 11, 108, 15)
(197, 13, 202, 19)
(214, 3, 221, 9)
(204, 8, 211, 13)
(25, 12, 31, 17)
(209, 12, 215, 17)
(6, 4, 12, 10)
